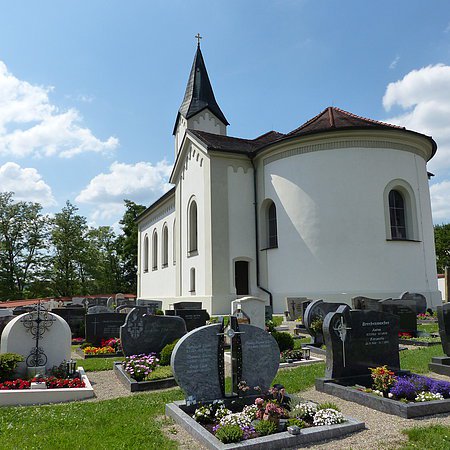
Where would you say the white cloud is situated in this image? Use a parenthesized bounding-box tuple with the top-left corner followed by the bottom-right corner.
(0, 61, 118, 158)
(0, 162, 56, 206)
(382, 64, 450, 173)
(389, 55, 400, 70)
(76, 160, 173, 221)
(430, 181, 450, 223)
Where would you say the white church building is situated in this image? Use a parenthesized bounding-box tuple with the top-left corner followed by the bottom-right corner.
(136, 43, 441, 315)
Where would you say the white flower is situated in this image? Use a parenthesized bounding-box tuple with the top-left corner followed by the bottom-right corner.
(292, 402, 317, 419)
(313, 409, 345, 426)
(415, 391, 444, 402)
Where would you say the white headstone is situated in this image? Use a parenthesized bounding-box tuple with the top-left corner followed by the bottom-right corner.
(231, 296, 266, 329)
(0, 311, 71, 377)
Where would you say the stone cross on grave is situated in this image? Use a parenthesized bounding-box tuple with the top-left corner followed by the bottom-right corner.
(333, 316, 351, 368)
(20, 300, 56, 367)
(217, 316, 245, 395)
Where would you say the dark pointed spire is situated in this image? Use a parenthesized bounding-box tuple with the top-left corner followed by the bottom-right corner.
(173, 44, 229, 135)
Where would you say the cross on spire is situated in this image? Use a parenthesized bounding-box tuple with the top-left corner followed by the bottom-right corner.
(195, 33, 202, 47)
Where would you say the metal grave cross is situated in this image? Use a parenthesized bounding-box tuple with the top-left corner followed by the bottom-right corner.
(333, 315, 352, 368)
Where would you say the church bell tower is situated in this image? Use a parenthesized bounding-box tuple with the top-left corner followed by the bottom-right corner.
(173, 35, 229, 157)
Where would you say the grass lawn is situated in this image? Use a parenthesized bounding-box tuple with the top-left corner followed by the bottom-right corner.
(400, 425, 450, 450)
(400, 344, 444, 373)
(417, 322, 439, 334)
(79, 356, 124, 372)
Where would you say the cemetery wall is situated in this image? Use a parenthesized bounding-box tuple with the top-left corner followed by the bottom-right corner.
(258, 132, 440, 313)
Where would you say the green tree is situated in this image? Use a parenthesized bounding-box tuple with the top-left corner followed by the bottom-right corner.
(435, 223, 450, 273)
(50, 201, 89, 296)
(0, 192, 50, 300)
(117, 200, 146, 293)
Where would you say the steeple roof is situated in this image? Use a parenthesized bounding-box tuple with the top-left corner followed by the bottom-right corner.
(173, 45, 229, 135)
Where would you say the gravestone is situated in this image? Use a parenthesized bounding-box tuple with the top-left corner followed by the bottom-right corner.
(400, 292, 427, 315)
(71, 297, 87, 307)
(87, 305, 110, 315)
(303, 300, 347, 347)
(231, 296, 266, 329)
(323, 305, 400, 379)
(380, 299, 417, 336)
(137, 299, 163, 312)
(85, 313, 127, 346)
(172, 301, 202, 310)
(0, 309, 14, 337)
(1, 307, 71, 377)
(120, 308, 187, 356)
(171, 319, 279, 403)
(265, 305, 273, 323)
(165, 309, 210, 331)
(52, 307, 86, 337)
(116, 306, 134, 315)
(429, 304, 450, 376)
(351, 296, 383, 311)
(286, 297, 311, 321)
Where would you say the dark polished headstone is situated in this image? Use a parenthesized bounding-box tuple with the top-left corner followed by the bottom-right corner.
(286, 297, 311, 321)
(265, 305, 273, 322)
(85, 313, 127, 346)
(165, 309, 210, 331)
(87, 305, 110, 314)
(171, 323, 225, 402)
(438, 303, 450, 356)
(323, 305, 400, 379)
(304, 300, 347, 347)
(52, 307, 86, 337)
(172, 302, 202, 310)
(120, 308, 187, 356)
(240, 324, 279, 392)
(136, 299, 162, 311)
(380, 299, 417, 336)
(351, 296, 383, 311)
(400, 292, 427, 315)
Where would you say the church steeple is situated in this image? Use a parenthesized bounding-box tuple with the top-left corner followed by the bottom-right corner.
(173, 39, 229, 140)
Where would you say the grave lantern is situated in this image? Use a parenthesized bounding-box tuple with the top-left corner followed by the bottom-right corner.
(66, 359, 77, 378)
(302, 347, 311, 360)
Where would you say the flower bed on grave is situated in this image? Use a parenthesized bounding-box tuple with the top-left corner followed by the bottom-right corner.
(113, 353, 176, 392)
(76, 338, 123, 358)
(398, 332, 441, 347)
(316, 365, 450, 419)
(417, 312, 438, 324)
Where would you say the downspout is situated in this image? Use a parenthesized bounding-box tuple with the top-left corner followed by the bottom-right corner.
(251, 157, 273, 309)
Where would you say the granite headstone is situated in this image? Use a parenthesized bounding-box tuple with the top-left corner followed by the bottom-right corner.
(380, 299, 417, 336)
(400, 292, 427, 315)
(351, 296, 383, 311)
(87, 305, 110, 315)
(286, 297, 311, 321)
(323, 305, 400, 379)
(303, 300, 347, 347)
(85, 313, 127, 346)
(231, 296, 266, 329)
(136, 299, 163, 312)
(120, 308, 187, 356)
(51, 307, 86, 337)
(165, 309, 210, 331)
(172, 302, 202, 310)
(437, 303, 450, 357)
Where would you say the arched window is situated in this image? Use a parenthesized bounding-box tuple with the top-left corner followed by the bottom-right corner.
(162, 224, 168, 268)
(389, 190, 407, 240)
(189, 267, 196, 293)
(188, 200, 198, 255)
(267, 201, 278, 248)
(143, 234, 149, 272)
(173, 220, 176, 265)
(152, 229, 158, 270)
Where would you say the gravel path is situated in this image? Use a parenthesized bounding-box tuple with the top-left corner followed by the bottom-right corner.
(83, 369, 450, 449)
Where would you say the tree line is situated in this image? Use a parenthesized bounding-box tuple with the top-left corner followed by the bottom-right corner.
(0, 192, 145, 301)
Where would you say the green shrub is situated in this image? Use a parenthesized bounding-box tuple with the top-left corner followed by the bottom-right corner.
(255, 420, 278, 436)
(0, 353, 24, 381)
(271, 331, 294, 352)
(215, 424, 244, 443)
(80, 342, 93, 350)
(287, 418, 307, 428)
(317, 402, 340, 412)
(159, 339, 180, 366)
(265, 320, 275, 332)
(155, 309, 164, 316)
(310, 318, 323, 334)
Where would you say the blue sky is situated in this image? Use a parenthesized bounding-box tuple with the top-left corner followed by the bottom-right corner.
(1, 0, 450, 229)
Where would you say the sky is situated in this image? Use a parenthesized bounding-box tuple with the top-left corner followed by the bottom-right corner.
(1, 0, 450, 230)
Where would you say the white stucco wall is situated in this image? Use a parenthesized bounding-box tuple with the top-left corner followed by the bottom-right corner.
(257, 132, 440, 313)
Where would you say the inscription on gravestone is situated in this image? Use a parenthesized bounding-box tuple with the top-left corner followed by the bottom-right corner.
(438, 303, 450, 356)
(380, 299, 417, 336)
(323, 305, 400, 379)
(120, 308, 187, 356)
(85, 313, 127, 346)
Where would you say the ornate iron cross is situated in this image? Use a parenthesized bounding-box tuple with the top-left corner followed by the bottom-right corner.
(333, 315, 351, 368)
(21, 300, 56, 367)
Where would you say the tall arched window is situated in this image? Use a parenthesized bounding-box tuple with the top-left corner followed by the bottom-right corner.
(188, 200, 198, 255)
(162, 224, 168, 268)
(267, 201, 278, 248)
(143, 234, 149, 272)
(152, 229, 158, 270)
(389, 189, 407, 240)
(173, 220, 176, 265)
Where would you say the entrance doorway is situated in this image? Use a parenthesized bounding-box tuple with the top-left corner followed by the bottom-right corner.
(234, 261, 249, 296)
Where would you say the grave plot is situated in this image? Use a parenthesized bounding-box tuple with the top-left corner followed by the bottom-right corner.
(166, 316, 364, 448)
(0, 301, 94, 406)
(316, 305, 450, 418)
(113, 308, 186, 391)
